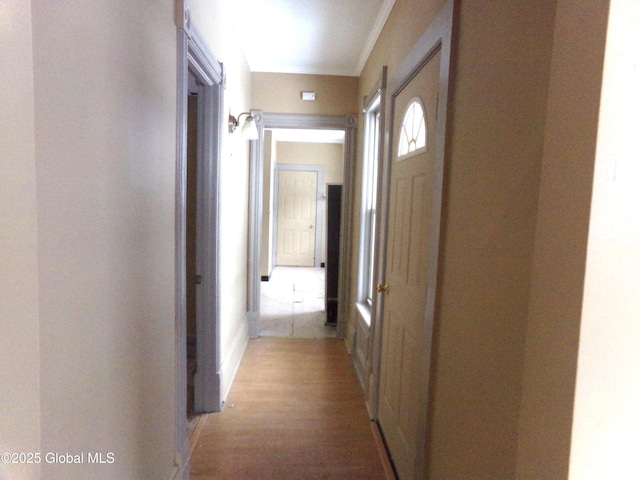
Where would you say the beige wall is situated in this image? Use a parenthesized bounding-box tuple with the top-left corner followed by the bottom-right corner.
(276, 142, 344, 184)
(0, 2, 41, 479)
(359, 0, 447, 95)
(252, 72, 359, 115)
(353, 0, 563, 478)
(252, 72, 356, 278)
(431, 2, 558, 478)
(355, 0, 632, 478)
(515, 1, 609, 478)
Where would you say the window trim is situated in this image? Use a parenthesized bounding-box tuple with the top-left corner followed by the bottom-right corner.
(357, 77, 386, 324)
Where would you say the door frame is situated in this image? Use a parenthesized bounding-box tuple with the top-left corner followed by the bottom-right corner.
(273, 164, 325, 268)
(246, 113, 357, 339)
(175, 10, 224, 478)
(372, 0, 453, 476)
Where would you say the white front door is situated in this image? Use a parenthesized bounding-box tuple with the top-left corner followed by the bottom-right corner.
(276, 169, 318, 267)
(377, 46, 442, 480)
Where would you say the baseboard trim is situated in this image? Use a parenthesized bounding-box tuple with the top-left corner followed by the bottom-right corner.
(246, 310, 260, 339)
(188, 414, 209, 459)
(370, 421, 398, 480)
(220, 326, 249, 403)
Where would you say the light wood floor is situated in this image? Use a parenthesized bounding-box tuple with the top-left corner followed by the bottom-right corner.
(189, 338, 394, 479)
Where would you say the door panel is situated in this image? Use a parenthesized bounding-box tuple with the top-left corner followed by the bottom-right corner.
(276, 170, 318, 266)
(378, 49, 441, 480)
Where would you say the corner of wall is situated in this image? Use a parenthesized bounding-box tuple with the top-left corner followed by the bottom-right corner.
(515, 0, 610, 477)
(0, 2, 42, 478)
(220, 321, 249, 403)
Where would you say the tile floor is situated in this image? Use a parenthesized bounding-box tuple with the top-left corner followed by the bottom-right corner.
(260, 266, 336, 338)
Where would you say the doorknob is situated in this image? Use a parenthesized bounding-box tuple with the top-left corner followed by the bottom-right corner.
(309, 224, 315, 229)
(377, 283, 389, 294)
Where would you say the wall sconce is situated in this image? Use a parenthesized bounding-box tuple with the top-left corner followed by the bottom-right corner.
(228, 112, 259, 140)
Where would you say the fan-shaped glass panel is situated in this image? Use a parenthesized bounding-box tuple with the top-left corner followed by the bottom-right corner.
(398, 99, 426, 158)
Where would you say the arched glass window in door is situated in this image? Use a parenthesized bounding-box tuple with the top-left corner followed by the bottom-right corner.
(398, 98, 427, 158)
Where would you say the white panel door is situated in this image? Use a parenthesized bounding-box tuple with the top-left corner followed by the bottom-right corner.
(377, 49, 441, 479)
(276, 170, 318, 267)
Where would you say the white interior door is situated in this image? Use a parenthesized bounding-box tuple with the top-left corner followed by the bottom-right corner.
(276, 170, 318, 266)
(377, 48, 441, 479)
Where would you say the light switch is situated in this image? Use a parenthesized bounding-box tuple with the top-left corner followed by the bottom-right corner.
(301, 91, 316, 101)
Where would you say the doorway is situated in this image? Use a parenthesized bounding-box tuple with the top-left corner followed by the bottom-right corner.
(175, 25, 225, 474)
(186, 82, 199, 419)
(182, 70, 223, 416)
(260, 134, 340, 337)
(246, 113, 358, 339)
(373, 2, 453, 478)
(377, 58, 440, 480)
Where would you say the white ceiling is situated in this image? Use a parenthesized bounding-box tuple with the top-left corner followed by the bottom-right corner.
(225, 0, 396, 77)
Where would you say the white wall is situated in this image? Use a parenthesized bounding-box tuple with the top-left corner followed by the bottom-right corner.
(0, 2, 255, 478)
(188, 0, 253, 400)
(569, 1, 640, 478)
(31, 1, 178, 477)
(0, 2, 41, 479)
(17, 1, 253, 478)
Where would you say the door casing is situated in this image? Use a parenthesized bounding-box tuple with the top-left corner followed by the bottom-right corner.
(175, 17, 224, 479)
(372, 1, 453, 477)
(246, 113, 357, 339)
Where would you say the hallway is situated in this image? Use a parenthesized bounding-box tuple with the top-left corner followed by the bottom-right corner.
(188, 338, 393, 479)
(260, 267, 336, 338)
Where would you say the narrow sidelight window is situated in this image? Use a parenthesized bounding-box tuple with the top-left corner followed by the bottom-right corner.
(358, 94, 382, 315)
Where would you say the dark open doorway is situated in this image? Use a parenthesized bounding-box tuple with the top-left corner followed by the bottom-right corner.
(175, 25, 226, 473)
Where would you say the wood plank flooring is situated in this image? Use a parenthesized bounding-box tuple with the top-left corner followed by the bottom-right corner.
(189, 338, 392, 479)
